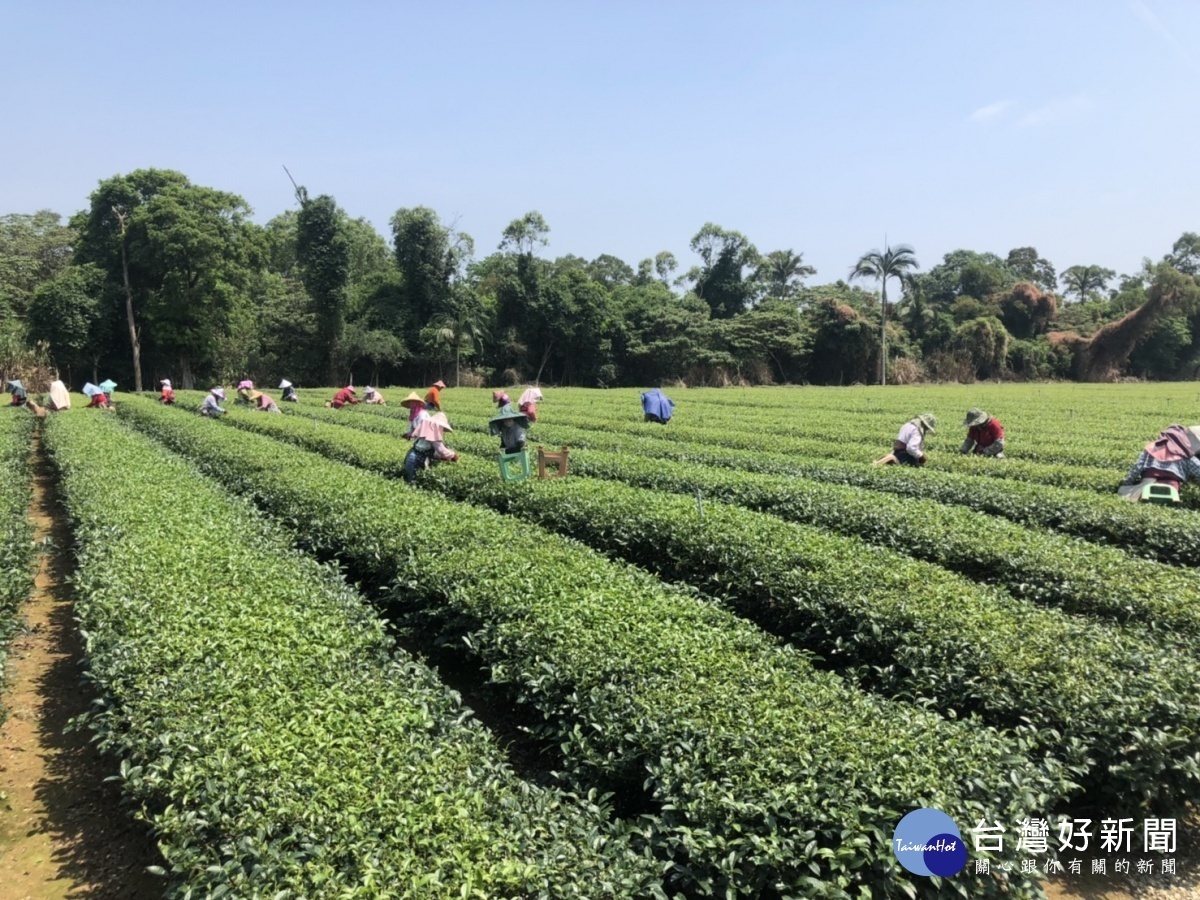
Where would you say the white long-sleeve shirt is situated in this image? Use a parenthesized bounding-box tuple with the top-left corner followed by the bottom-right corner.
(896, 421, 925, 459)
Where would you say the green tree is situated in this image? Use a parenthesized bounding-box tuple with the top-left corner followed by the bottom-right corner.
(72, 169, 258, 390)
(73, 169, 190, 390)
(848, 243, 918, 385)
(614, 282, 710, 384)
(428, 287, 489, 386)
(499, 210, 550, 256)
(803, 296, 879, 385)
(713, 299, 810, 382)
(493, 212, 553, 379)
(587, 254, 633, 289)
(951, 316, 1010, 379)
(685, 223, 761, 319)
(337, 322, 407, 386)
(1005, 247, 1057, 292)
(1128, 314, 1193, 378)
(0, 210, 75, 328)
(757, 249, 816, 301)
(1059, 264, 1116, 303)
(1166, 232, 1200, 276)
(133, 180, 258, 386)
(392, 207, 472, 333)
(27, 263, 110, 383)
(296, 192, 350, 384)
(916, 249, 1014, 307)
(654, 251, 678, 285)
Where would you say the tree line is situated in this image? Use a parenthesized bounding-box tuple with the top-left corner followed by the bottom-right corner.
(2, 167, 1199, 391)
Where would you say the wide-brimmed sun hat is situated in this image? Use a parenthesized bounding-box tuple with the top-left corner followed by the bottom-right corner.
(400, 391, 424, 409)
(915, 413, 937, 433)
(1188, 426, 1200, 456)
(1145, 425, 1194, 463)
(432, 380, 446, 390)
(212, 387, 226, 399)
(963, 408, 989, 427)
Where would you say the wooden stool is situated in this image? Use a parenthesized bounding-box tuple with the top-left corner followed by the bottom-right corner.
(537, 445, 569, 479)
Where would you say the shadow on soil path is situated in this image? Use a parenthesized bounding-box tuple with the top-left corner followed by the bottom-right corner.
(0, 428, 164, 899)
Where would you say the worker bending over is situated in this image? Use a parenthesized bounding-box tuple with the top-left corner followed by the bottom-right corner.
(200, 387, 227, 417)
(425, 380, 446, 411)
(641, 388, 674, 424)
(404, 411, 458, 482)
(1119, 425, 1200, 502)
(876, 413, 937, 466)
(960, 408, 1005, 458)
(279, 379, 298, 402)
(327, 386, 359, 409)
(160, 379, 176, 404)
(518, 387, 543, 423)
(489, 399, 529, 455)
(363, 386, 386, 405)
(253, 391, 281, 413)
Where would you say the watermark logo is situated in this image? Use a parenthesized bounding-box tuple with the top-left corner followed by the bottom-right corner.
(893, 808, 968, 877)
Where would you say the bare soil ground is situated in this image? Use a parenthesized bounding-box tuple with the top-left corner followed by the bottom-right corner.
(0, 437, 163, 899)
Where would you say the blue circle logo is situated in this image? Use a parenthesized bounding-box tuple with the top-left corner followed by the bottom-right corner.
(893, 809, 967, 877)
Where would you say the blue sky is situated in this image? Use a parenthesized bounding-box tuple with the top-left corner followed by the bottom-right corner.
(3, 1, 1198, 286)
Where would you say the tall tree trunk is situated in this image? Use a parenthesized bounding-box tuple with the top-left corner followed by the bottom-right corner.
(880, 279, 888, 387)
(113, 207, 143, 393)
(535, 341, 554, 385)
(179, 352, 195, 390)
(455, 344, 461, 387)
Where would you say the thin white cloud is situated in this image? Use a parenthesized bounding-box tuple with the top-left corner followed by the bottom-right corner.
(1130, 1, 1200, 72)
(968, 100, 1014, 123)
(1018, 95, 1095, 128)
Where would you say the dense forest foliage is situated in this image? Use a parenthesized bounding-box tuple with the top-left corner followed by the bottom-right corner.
(2, 168, 1199, 390)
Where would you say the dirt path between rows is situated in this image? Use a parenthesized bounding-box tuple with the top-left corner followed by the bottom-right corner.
(0, 433, 163, 899)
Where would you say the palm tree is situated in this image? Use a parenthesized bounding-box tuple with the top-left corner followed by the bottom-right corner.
(759, 249, 816, 300)
(849, 244, 919, 385)
(430, 290, 490, 386)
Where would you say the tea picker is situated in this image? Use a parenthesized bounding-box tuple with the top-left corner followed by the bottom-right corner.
(874, 413, 937, 466)
(7, 378, 44, 416)
(327, 385, 359, 409)
(641, 388, 674, 425)
(253, 390, 281, 413)
(1118, 425, 1200, 504)
(424, 380, 447, 411)
(491, 408, 528, 455)
(960, 408, 1005, 458)
(518, 386, 543, 423)
(403, 411, 458, 482)
(6, 379, 27, 407)
(83, 381, 115, 410)
(236, 379, 255, 405)
(200, 387, 227, 417)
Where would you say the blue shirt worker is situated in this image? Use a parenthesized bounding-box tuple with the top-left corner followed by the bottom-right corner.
(641, 388, 674, 425)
